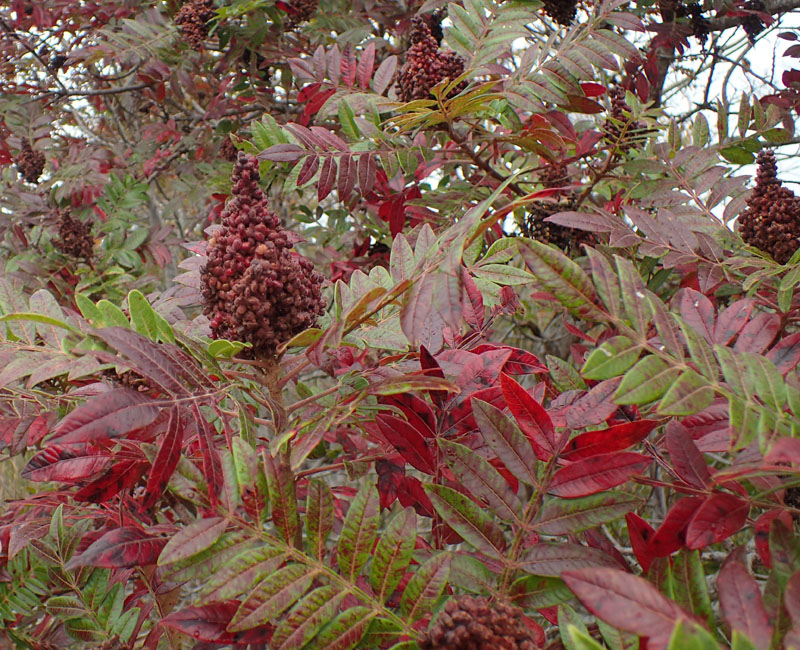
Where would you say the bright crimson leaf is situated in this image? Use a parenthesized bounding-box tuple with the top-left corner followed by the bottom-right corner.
(22, 445, 110, 482)
(549, 452, 652, 498)
(66, 527, 166, 569)
(141, 406, 184, 509)
(626, 512, 656, 573)
(500, 373, 556, 460)
(561, 420, 658, 461)
(665, 425, 711, 488)
(376, 414, 435, 474)
(649, 497, 704, 557)
(685, 493, 748, 549)
(161, 602, 272, 643)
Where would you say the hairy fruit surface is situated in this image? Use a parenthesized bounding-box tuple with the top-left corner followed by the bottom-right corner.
(16, 139, 45, 184)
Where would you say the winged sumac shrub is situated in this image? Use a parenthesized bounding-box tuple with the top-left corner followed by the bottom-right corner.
(3, 0, 800, 649)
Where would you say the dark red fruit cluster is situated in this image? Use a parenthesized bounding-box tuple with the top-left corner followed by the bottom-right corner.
(676, 2, 710, 44)
(741, 0, 766, 43)
(175, 0, 216, 50)
(738, 149, 800, 264)
(286, 0, 319, 26)
(16, 139, 45, 184)
(54, 212, 94, 261)
(542, 0, 578, 26)
(397, 16, 466, 102)
(603, 87, 645, 151)
(419, 596, 538, 650)
(201, 153, 326, 357)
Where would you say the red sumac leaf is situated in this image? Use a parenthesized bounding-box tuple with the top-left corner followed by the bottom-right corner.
(66, 527, 166, 569)
(767, 331, 800, 375)
(357, 153, 376, 194)
(626, 512, 656, 573)
(462, 267, 485, 330)
(22, 445, 110, 482)
(718, 559, 772, 650)
(297, 82, 321, 103)
(376, 414, 435, 474)
(337, 153, 355, 201)
(141, 406, 184, 509)
(561, 420, 658, 461)
(357, 42, 375, 90)
(563, 567, 692, 650)
(665, 424, 711, 488)
(296, 154, 320, 186)
(317, 156, 336, 201)
(786, 570, 800, 624)
(75, 459, 148, 503)
(521, 543, 620, 576)
(713, 298, 754, 345)
(259, 143, 306, 163)
(161, 602, 272, 643)
(341, 42, 356, 87)
(649, 497, 704, 557)
(754, 509, 793, 568)
(734, 312, 780, 353)
(159, 517, 228, 566)
(373, 54, 398, 95)
(678, 288, 715, 344)
(500, 373, 556, 460)
(380, 393, 436, 438)
(53, 388, 159, 444)
(549, 452, 652, 498)
(685, 493, 748, 549)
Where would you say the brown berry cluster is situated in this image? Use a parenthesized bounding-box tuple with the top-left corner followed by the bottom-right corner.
(286, 0, 319, 26)
(542, 0, 578, 26)
(54, 212, 94, 261)
(397, 16, 466, 102)
(603, 87, 645, 152)
(738, 149, 800, 264)
(16, 139, 45, 184)
(200, 153, 326, 357)
(220, 137, 238, 162)
(419, 596, 539, 650)
(175, 0, 216, 50)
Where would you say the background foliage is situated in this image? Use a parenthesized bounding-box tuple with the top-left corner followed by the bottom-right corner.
(3, 0, 800, 648)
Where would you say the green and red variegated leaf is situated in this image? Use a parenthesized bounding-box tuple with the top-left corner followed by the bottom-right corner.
(369, 507, 416, 602)
(563, 567, 695, 650)
(534, 492, 641, 535)
(400, 552, 451, 622)
(158, 516, 228, 566)
(271, 585, 346, 650)
(305, 478, 334, 561)
(519, 543, 621, 576)
(22, 444, 111, 482)
(509, 575, 573, 610)
(230, 564, 318, 632)
(337, 482, 380, 581)
(424, 484, 506, 558)
(671, 550, 714, 627)
(161, 601, 273, 644)
(311, 606, 374, 650)
(52, 388, 160, 444)
(472, 398, 538, 487)
(265, 453, 300, 546)
(560, 421, 658, 461)
(198, 546, 285, 604)
(141, 405, 184, 508)
(66, 527, 166, 569)
(438, 438, 522, 523)
(500, 373, 557, 460)
(685, 493, 748, 550)
(548, 452, 652, 498)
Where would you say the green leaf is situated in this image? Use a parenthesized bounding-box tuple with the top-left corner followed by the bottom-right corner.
(127, 290, 174, 343)
(731, 631, 759, 650)
(517, 238, 605, 320)
(46, 595, 86, 619)
(96, 299, 130, 328)
(424, 484, 506, 558)
(510, 575, 573, 609)
(614, 355, 681, 405)
(657, 370, 714, 416)
(75, 293, 102, 324)
(158, 517, 228, 566)
(472, 263, 535, 285)
(534, 492, 640, 535)
(369, 507, 416, 602)
(207, 338, 249, 358)
(309, 606, 374, 650)
(615, 257, 650, 334)
(198, 545, 285, 603)
(271, 586, 346, 650)
(692, 114, 709, 146)
(582, 336, 641, 381)
(400, 552, 451, 621)
(230, 564, 317, 632)
(671, 550, 713, 627)
(438, 438, 522, 522)
(560, 605, 590, 650)
(337, 482, 380, 581)
(667, 619, 722, 650)
(547, 355, 588, 391)
(0, 312, 80, 336)
(306, 479, 334, 561)
(720, 146, 754, 165)
(567, 625, 607, 650)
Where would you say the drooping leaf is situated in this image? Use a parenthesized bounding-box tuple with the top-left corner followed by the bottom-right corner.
(312, 606, 374, 650)
(337, 482, 380, 580)
(665, 425, 711, 489)
(265, 453, 300, 546)
(67, 527, 166, 569)
(671, 550, 713, 627)
(142, 405, 184, 508)
(473, 398, 538, 486)
(500, 373, 557, 460)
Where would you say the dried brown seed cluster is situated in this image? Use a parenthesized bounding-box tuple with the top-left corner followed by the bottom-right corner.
(175, 0, 216, 50)
(219, 137, 238, 162)
(738, 149, 800, 264)
(603, 87, 645, 151)
(54, 212, 94, 261)
(200, 153, 326, 357)
(538, 162, 569, 189)
(397, 16, 466, 102)
(286, 0, 319, 26)
(542, 0, 578, 25)
(419, 596, 539, 650)
(522, 201, 596, 254)
(16, 139, 45, 184)
(741, 0, 766, 43)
